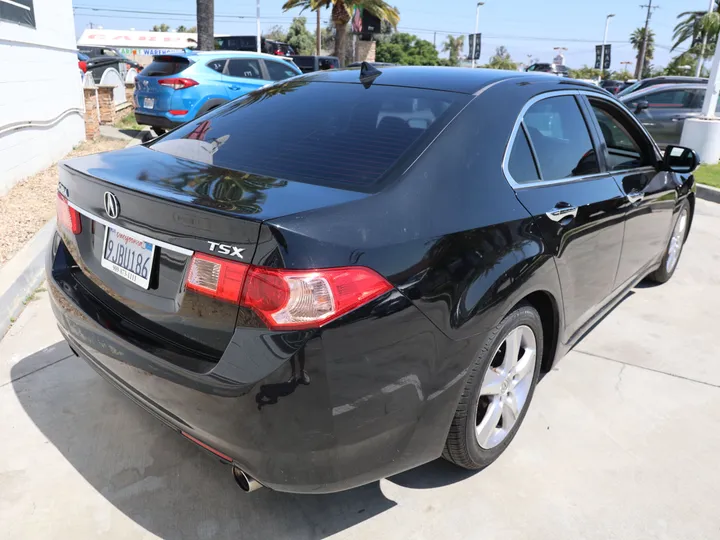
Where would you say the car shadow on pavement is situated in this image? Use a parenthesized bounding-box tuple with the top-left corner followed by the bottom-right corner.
(11, 346, 397, 540)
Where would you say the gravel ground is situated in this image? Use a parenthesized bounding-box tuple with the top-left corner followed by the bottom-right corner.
(0, 138, 128, 266)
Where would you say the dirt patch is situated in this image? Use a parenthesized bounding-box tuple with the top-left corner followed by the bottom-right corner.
(0, 137, 128, 266)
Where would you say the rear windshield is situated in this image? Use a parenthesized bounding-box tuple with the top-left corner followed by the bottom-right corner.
(291, 57, 315, 70)
(141, 56, 191, 77)
(151, 81, 468, 190)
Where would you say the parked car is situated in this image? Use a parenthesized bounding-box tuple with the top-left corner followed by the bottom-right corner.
(214, 36, 295, 56)
(134, 51, 302, 134)
(78, 46, 142, 82)
(347, 61, 396, 68)
(526, 63, 569, 77)
(599, 79, 626, 94)
(617, 75, 708, 98)
(77, 52, 89, 74)
(50, 67, 697, 494)
(290, 55, 340, 73)
(621, 83, 708, 147)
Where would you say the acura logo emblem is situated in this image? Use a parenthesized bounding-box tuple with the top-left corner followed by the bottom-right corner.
(104, 192, 120, 219)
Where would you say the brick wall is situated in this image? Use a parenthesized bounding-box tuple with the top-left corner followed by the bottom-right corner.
(83, 87, 100, 140)
(355, 40, 377, 63)
(97, 85, 116, 125)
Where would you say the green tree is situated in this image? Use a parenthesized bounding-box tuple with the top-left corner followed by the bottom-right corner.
(375, 32, 439, 65)
(152, 24, 171, 32)
(630, 27, 655, 78)
(568, 65, 603, 80)
(196, 0, 214, 51)
(265, 25, 288, 42)
(286, 17, 316, 54)
(442, 35, 464, 66)
(673, 1, 720, 51)
(484, 46, 517, 70)
(281, 0, 400, 65)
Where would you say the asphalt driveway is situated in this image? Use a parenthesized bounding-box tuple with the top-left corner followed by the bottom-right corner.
(2, 200, 719, 540)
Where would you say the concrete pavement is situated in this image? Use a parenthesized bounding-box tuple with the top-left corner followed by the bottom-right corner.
(1, 201, 719, 539)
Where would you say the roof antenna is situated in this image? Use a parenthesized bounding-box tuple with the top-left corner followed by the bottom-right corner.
(359, 61, 382, 88)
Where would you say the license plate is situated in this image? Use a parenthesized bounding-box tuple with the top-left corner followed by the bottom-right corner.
(101, 227, 156, 289)
(143, 97, 154, 110)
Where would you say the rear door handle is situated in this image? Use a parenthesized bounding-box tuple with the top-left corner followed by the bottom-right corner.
(546, 204, 578, 222)
(627, 191, 644, 204)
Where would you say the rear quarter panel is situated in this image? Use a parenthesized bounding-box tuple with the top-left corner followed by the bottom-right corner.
(178, 62, 230, 117)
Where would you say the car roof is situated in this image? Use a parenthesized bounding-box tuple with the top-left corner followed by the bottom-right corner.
(298, 66, 598, 94)
(620, 82, 707, 101)
(646, 75, 708, 82)
(164, 50, 290, 61)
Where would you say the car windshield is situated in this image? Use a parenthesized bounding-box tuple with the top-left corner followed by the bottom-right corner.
(617, 81, 642, 97)
(150, 81, 469, 190)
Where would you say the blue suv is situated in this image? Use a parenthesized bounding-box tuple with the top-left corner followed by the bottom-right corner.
(134, 51, 302, 133)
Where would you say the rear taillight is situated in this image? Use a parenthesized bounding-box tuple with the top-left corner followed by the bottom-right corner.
(79, 61, 87, 73)
(169, 109, 189, 116)
(185, 254, 392, 330)
(158, 77, 199, 90)
(56, 193, 82, 234)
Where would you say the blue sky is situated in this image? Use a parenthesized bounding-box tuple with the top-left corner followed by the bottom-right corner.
(72, 0, 707, 71)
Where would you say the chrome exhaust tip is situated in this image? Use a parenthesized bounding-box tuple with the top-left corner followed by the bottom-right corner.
(232, 466, 262, 492)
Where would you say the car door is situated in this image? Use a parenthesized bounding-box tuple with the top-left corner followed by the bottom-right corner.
(223, 58, 267, 99)
(630, 87, 703, 147)
(583, 94, 677, 287)
(505, 92, 627, 339)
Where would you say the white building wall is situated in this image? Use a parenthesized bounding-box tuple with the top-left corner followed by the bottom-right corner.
(0, 0, 85, 195)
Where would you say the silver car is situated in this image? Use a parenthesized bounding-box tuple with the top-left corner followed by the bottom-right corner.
(620, 83, 709, 148)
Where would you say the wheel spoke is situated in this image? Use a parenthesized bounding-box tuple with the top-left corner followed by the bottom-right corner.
(476, 396, 502, 447)
(502, 328, 522, 371)
(512, 347, 536, 382)
(502, 393, 519, 430)
(480, 368, 504, 396)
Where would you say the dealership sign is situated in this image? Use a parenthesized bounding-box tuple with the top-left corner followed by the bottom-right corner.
(77, 29, 199, 49)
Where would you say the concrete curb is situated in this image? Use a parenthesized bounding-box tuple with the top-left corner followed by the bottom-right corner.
(0, 219, 55, 340)
(697, 184, 720, 204)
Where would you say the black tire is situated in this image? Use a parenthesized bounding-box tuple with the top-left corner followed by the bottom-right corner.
(151, 127, 166, 136)
(443, 304, 543, 470)
(646, 200, 690, 284)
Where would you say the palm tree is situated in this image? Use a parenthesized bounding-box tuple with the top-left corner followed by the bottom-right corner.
(673, 1, 720, 51)
(630, 27, 655, 78)
(196, 0, 214, 51)
(282, 0, 399, 64)
(442, 35, 464, 66)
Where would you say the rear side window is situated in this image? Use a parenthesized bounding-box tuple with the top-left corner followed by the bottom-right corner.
(141, 56, 191, 77)
(265, 60, 299, 81)
(207, 59, 227, 73)
(524, 96, 600, 180)
(227, 58, 262, 79)
(508, 126, 540, 183)
(151, 82, 468, 190)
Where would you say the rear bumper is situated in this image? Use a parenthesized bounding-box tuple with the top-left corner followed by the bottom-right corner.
(135, 112, 185, 130)
(46, 232, 466, 493)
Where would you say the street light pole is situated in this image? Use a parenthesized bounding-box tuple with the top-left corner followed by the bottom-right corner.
(600, 13, 615, 80)
(696, 0, 715, 78)
(256, 0, 261, 53)
(472, 2, 484, 69)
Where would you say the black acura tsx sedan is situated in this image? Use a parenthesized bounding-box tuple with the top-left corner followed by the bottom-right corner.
(48, 66, 697, 494)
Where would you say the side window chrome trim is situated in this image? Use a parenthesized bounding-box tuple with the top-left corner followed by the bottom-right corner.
(502, 89, 659, 190)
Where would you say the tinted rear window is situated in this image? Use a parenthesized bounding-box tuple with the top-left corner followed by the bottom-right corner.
(151, 81, 468, 190)
(291, 57, 315, 70)
(141, 56, 191, 77)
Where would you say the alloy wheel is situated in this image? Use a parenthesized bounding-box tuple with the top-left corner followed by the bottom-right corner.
(666, 208, 688, 274)
(476, 325, 537, 449)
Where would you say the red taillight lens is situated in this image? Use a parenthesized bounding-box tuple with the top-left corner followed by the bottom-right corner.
(79, 61, 87, 73)
(184, 254, 392, 330)
(158, 77, 198, 90)
(242, 266, 392, 330)
(168, 109, 189, 116)
(56, 193, 82, 234)
(186, 253, 248, 303)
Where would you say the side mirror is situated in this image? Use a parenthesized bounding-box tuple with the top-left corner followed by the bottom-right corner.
(634, 100, 649, 114)
(663, 145, 700, 174)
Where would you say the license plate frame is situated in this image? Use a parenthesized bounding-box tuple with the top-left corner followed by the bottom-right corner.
(143, 97, 155, 110)
(101, 226, 156, 289)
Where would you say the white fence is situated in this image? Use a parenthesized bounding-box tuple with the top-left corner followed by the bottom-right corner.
(99, 68, 126, 106)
